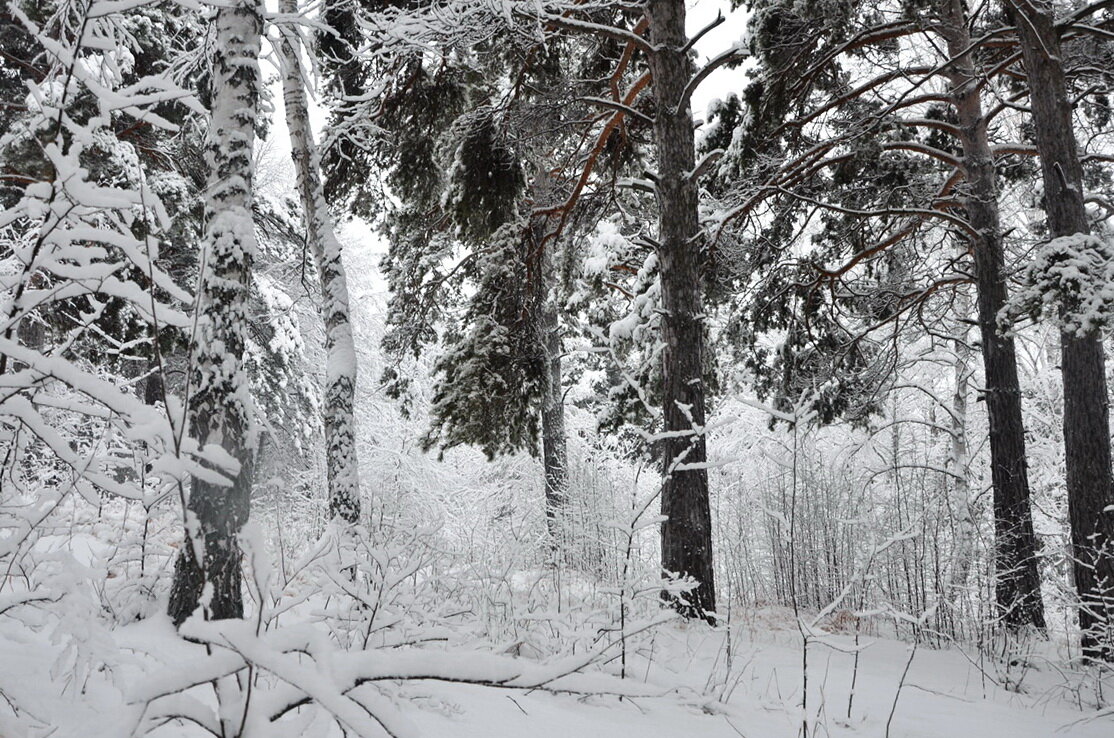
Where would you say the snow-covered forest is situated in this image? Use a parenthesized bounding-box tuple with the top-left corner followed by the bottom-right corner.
(1, 0, 1113, 735)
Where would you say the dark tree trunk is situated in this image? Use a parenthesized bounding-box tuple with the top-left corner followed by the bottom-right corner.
(540, 289, 569, 545)
(527, 209, 569, 549)
(940, 0, 1046, 632)
(1009, 0, 1114, 659)
(646, 0, 716, 622)
(11, 312, 44, 373)
(143, 357, 163, 407)
(167, 0, 263, 627)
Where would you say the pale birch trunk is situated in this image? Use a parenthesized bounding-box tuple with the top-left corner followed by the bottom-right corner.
(278, 0, 362, 525)
(945, 265, 976, 604)
(168, 0, 263, 626)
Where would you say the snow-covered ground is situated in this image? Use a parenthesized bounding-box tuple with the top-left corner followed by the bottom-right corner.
(404, 623, 1113, 738)
(3, 607, 1110, 737)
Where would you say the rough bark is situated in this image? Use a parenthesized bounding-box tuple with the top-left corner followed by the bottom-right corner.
(646, 0, 716, 622)
(1009, 0, 1114, 659)
(168, 0, 263, 626)
(940, 0, 1046, 632)
(525, 201, 569, 548)
(539, 271, 568, 546)
(278, 0, 362, 525)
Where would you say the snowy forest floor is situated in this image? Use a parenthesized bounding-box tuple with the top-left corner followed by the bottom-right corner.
(365, 622, 1114, 738)
(4, 604, 1112, 737)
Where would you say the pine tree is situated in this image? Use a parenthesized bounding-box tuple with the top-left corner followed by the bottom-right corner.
(1008, 0, 1114, 659)
(939, 0, 1045, 631)
(711, 0, 1048, 629)
(646, 0, 717, 622)
(316, 4, 590, 544)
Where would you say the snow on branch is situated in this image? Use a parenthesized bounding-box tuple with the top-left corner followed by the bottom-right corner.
(1001, 232, 1114, 337)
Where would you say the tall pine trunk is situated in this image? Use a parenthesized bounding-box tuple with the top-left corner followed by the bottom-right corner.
(1009, 0, 1114, 659)
(646, 0, 716, 622)
(940, 0, 1046, 632)
(527, 206, 569, 549)
(279, 0, 362, 525)
(168, 0, 263, 626)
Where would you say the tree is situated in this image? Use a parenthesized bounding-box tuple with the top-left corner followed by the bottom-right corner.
(709, 0, 1048, 630)
(1007, 0, 1114, 659)
(277, 0, 361, 525)
(168, 0, 264, 625)
(316, 2, 590, 545)
(938, 0, 1045, 631)
(646, 0, 717, 622)
(0, 0, 197, 509)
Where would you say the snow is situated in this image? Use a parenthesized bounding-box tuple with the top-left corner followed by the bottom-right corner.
(3, 3, 1114, 738)
(0, 608, 1109, 737)
(397, 627, 1110, 738)
(1003, 233, 1114, 337)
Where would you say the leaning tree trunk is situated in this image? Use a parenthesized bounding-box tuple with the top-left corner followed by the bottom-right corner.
(646, 0, 716, 622)
(1009, 0, 1114, 660)
(940, 0, 1046, 632)
(167, 0, 263, 626)
(279, 0, 361, 525)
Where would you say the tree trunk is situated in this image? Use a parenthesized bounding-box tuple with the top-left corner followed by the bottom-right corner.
(945, 261, 976, 606)
(168, 0, 263, 626)
(646, 0, 716, 622)
(526, 198, 569, 550)
(940, 0, 1046, 632)
(540, 274, 568, 547)
(279, 0, 362, 525)
(1009, 0, 1114, 659)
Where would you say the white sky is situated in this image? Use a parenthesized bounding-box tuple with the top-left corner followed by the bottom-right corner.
(687, 0, 752, 122)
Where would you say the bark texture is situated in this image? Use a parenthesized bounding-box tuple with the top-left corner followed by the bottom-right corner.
(1009, 0, 1114, 659)
(646, 0, 716, 622)
(279, 0, 362, 525)
(940, 0, 1046, 631)
(539, 264, 569, 546)
(168, 0, 263, 626)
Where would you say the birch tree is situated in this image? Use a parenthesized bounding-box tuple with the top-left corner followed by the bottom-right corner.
(168, 0, 264, 625)
(277, 0, 361, 525)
